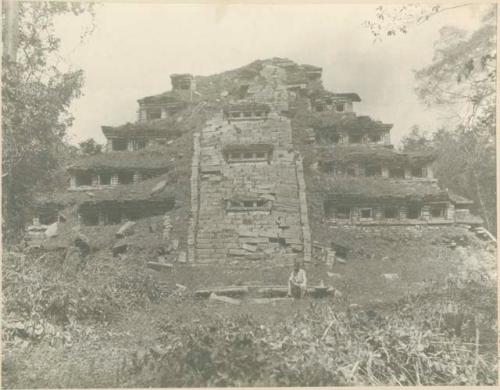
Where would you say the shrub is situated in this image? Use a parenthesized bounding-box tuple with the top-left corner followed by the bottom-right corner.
(3, 250, 163, 327)
(124, 291, 497, 387)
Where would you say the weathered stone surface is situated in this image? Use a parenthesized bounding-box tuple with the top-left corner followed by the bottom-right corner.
(45, 222, 58, 238)
(147, 262, 173, 271)
(238, 229, 259, 237)
(177, 251, 187, 263)
(28, 224, 46, 232)
(190, 89, 310, 264)
(326, 249, 336, 266)
(249, 297, 293, 304)
(228, 249, 247, 256)
(112, 243, 127, 257)
(116, 221, 136, 238)
(150, 180, 167, 196)
(209, 293, 241, 305)
(242, 243, 257, 252)
(258, 286, 289, 297)
(195, 286, 249, 298)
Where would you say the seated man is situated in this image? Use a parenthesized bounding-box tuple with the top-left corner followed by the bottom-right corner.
(288, 261, 307, 298)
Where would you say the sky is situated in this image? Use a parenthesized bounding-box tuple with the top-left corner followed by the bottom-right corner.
(55, 3, 489, 146)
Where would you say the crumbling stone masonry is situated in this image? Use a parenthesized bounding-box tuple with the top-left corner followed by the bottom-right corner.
(29, 58, 483, 260)
(190, 106, 312, 265)
(187, 132, 201, 263)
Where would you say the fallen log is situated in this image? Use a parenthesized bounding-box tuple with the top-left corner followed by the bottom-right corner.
(257, 286, 289, 298)
(249, 297, 293, 304)
(195, 286, 249, 298)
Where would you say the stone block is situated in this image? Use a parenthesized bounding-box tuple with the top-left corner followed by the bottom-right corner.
(150, 180, 167, 196)
(249, 297, 293, 304)
(112, 243, 127, 257)
(45, 222, 58, 238)
(239, 237, 268, 244)
(116, 221, 136, 238)
(177, 251, 187, 263)
(209, 293, 241, 305)
(228, 249, 247, 256)
(147, 262, 173, 271)
(259, 231, 279, 238)
(238, 229, 259, 237)
(382, 273, 399, 281)
(196, 286, 249, 298)
(242, 243, 257, 252)
(285, 237, 302, 245)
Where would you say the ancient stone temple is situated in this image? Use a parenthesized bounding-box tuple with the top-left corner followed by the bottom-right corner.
(29, 59, 482, 263)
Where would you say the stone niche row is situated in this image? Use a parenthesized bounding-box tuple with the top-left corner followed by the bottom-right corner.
(69, 170, 164, 189)
(323, 202, 464, 224)
(319, 162, 433, 180)
(78, 199, 175, 226)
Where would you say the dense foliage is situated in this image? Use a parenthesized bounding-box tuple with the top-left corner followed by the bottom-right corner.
(3, 245, 496, 387)
(402, 126, 496, 234)
(2, 2, 94, 241)
(367, 4, 496, 234)
(78, 138, 103, 155)
(125, 284, 497, 387)
(3, 249, 163, 327)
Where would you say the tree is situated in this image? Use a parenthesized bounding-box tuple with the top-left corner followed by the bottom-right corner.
(365, 4, 495, 130)
(403, 126, 496, 233)
(364, 4, 478, 38)
(366, 4, 497, 234)
(2, 2, 95, 241)
(400, 125, 433, 152)
(79, 138, 103, 155)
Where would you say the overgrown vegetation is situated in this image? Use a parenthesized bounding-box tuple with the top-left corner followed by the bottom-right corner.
(78, 138, 103, 155)
(2, 3, 497, 388)
(146, 289, 497, 387)
(2, 2, 95, 241)
(3, 250, 164, 328)
(4, 244, 496, 388)
(402, 126, 496, 234)
(366, 4, 496, 234)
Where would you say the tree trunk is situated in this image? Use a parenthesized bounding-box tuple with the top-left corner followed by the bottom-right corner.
(3, 0, 19, 62)
(472, 169, 492, 232)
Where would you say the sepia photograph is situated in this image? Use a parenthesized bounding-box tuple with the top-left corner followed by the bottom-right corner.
(1, 1, 498, 387)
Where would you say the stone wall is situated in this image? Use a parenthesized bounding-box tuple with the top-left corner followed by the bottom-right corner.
(192, 113, 308, 265)
(308, 187, 474, 235)
(187, 133, 201, 263)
